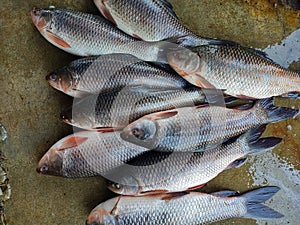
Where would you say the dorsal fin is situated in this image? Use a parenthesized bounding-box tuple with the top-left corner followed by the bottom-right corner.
(242, 47, 274, 63)
(158, 0, 179, 19)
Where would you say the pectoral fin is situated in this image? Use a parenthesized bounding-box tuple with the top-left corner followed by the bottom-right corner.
(95, 127, 117, 133)
(99, 3, 116, 25)
(45, 30, 71, 48)
(58, 136, 88, 150)
(147, 110, 178, 121)
(194, 74, 216, 89)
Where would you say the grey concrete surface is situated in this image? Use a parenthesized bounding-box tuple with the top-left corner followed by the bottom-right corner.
(0, 0, 299, 224)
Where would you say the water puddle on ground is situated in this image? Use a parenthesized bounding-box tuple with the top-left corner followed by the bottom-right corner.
(247, 151, 300, 225)
(262, 29, 300, 68)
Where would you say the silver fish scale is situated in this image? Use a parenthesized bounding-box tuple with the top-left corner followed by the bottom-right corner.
(196, 45, 300, 98)
(60, 132, 147, 178)
(109, 193, 247, 224)
(154, 105, 266, 151)
(114, 135, 248, 193)
(100, 0, 192, 41)
(47, 8, 160, 60)
(66, 55, 189, 96)
(70, 87, 205, 129)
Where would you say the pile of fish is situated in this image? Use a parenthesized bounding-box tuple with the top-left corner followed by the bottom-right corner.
(31, 1, 300, 224)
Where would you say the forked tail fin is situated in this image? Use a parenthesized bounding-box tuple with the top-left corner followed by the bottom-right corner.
(242, 186, 284, 219)
(255, 98, 300, 123)
(240, 125, 282, 156)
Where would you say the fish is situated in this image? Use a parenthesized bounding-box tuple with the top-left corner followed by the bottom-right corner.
(107, 126, 281, 195)
(30, 7, 164, 62)
(46, 54, 190, 98)
(120, 98, 299, 151)
(60, 87, 224, 130)
(93, 0, 239, 47)
(36, 130, 148, 178)
(167, 44, 300, 99)
(86, 186, 283, 225)
(93, 0, 192, 41)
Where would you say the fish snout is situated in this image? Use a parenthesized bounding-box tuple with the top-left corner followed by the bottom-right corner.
(37, 149, 63, 176)
(31, 7, 53, 31)
(86, 209, 105, 225)
(31, 7, 45, 30)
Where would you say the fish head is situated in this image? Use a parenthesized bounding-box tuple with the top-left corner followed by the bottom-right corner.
(37, 148, 63, 176)
(107, 177, 140, 195)
(86, 204, 118, 225)
(120, 117, 158, 148)
(167, 48, 200, 77)
(31, 7, 54, 31)
(46, 67, 75, 95)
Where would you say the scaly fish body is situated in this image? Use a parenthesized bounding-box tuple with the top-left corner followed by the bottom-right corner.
(93, 0, 232, 47)
(30, 7, 161, 61)
(93, 0, 192, 41)
(36, 131, 148, 178)
(107, 126, 281, 195)
(167, 45, 300, 99)
(121, 98, 299, 151)
(86, 187, 283, 225)
(61, 86, 212, 130)
(47, 54, 190, 97)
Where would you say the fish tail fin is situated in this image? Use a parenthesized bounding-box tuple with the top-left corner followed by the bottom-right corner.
(255, 97, 300, 123)
(242, 186, 284, 219)
(243, 125, 282, 155)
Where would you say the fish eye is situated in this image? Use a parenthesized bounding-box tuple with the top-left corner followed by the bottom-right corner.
(48, 73, 58, 82)
(40, 165, 48, 173)
(112, 183, 122, 190)
(132, 128, 144, 139)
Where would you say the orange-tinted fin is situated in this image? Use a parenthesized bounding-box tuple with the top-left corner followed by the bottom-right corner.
(194, 75, 216, 89)
(194, 104, 209, 109)
(187, 183, 206, 191)
(148, 110, 178, 120)
(95, 127, 117, 133)
(100, 4, 116, 25)
(142, 190, 168, 196)
(132, 34, 143, 40)
(110, 195, 121, 215)
(45, 30, 71, 48)
(58, 136, 88, 151)
(161, 192, 188, 200)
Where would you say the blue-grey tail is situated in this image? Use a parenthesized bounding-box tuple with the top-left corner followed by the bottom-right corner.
(242, 186, 284, 219)
(244, 125, 282, 155)
(256, 97, 300, 123)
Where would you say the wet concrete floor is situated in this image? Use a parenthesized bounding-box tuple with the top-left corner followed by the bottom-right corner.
(0, 0, 299, 224)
